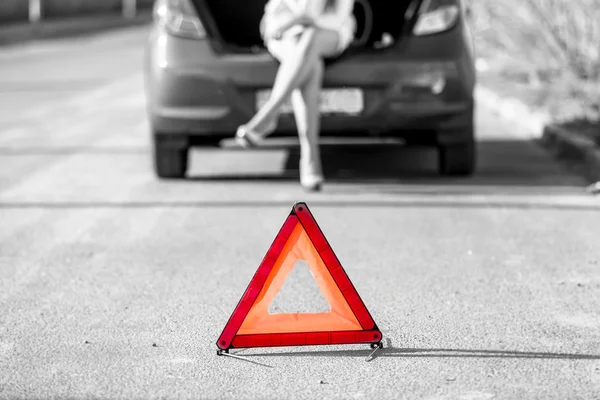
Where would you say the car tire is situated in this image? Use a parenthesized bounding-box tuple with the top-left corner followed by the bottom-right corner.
(153, 134, 189, 179)
(437, 133, 476, 177)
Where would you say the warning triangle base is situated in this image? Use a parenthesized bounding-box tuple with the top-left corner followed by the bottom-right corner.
(216, 202, 382, 351)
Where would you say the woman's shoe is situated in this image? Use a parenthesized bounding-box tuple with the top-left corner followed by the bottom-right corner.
(235, 115, 279, 148)
(235, 125, 263, 148)
(301, 178, 323, 192)
(300, 158, 324, 192)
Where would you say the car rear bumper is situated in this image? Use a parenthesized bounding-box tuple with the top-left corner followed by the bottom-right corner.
(145, 28, 476, 145)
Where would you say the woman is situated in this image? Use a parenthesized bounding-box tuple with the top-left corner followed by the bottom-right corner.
(234, 0, 357, 192)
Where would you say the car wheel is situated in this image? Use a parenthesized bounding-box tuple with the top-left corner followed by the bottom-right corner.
(153, 134, 189, 179)
(437, 134, 476, 177)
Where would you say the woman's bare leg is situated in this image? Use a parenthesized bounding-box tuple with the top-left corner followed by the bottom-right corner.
(244, 27, 339, 135)
(291, 59, 324, 184)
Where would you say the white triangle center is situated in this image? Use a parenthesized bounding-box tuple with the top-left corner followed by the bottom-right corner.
(268, 260, 331, 314)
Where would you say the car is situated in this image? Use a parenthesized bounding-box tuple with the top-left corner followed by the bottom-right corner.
(143, 0, 477, 178)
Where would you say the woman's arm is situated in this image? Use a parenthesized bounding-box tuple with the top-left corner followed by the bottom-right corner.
(263, 0, 316, 39)
(315, 0, 354, 31)
(266, 14, 315, 39)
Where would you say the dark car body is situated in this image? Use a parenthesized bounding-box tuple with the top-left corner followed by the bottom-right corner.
(144, 0, 477, 178)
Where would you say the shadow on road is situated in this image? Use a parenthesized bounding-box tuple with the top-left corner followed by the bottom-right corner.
(190, 139, 588, 189)
(2, 139, 596, 210)
(223, 338, 600, 367)
(1, 199, 598, 211)
(235, 346, 600, 363)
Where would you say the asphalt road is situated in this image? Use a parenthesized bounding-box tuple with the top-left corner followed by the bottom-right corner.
(1, 26, 600, 400)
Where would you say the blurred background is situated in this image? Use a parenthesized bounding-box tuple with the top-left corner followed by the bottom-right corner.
(467, 0, 599, 142)
(0, 0, 153, 21)
(0, 0, 154, 46)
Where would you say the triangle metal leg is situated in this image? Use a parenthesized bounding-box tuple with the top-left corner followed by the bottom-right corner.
(366, 342, 383, 361)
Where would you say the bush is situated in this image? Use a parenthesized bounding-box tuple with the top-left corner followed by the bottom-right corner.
(468, 0, 600, 80)
(467, 0, 600, 124)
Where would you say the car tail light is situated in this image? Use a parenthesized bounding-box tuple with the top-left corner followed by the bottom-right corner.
(413, 0, 460, 36)
(153, 0, 206, 39)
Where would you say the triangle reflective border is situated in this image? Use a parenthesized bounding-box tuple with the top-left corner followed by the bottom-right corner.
(216, 202, 382, 351)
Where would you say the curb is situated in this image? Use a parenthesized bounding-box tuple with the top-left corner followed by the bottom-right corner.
(540, 125, 600, 183)
(0, 11, 152, 47)
(475, 83, 600, 191)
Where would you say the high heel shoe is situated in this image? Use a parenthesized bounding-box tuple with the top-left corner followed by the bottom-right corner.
(235, 117, 278, 149)
(300, 159, 324, 192)
(301, 176, 323, 192)
(235, 125, 263, 148)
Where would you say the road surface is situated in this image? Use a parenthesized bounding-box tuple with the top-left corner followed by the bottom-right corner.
(1, 26, 600, 400)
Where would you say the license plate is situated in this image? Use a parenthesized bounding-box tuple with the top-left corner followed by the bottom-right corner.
(255, 88, 364, 115)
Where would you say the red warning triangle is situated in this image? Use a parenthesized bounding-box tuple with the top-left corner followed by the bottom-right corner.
(216, 202, 382, 351)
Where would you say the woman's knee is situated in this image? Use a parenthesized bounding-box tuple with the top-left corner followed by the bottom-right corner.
(283, 28, 334, 63)
(314, 29, 341, 58)
(293, 28, 320, 58)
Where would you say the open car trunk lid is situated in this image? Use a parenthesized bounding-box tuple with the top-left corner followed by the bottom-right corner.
(191, 0, 423, 54)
